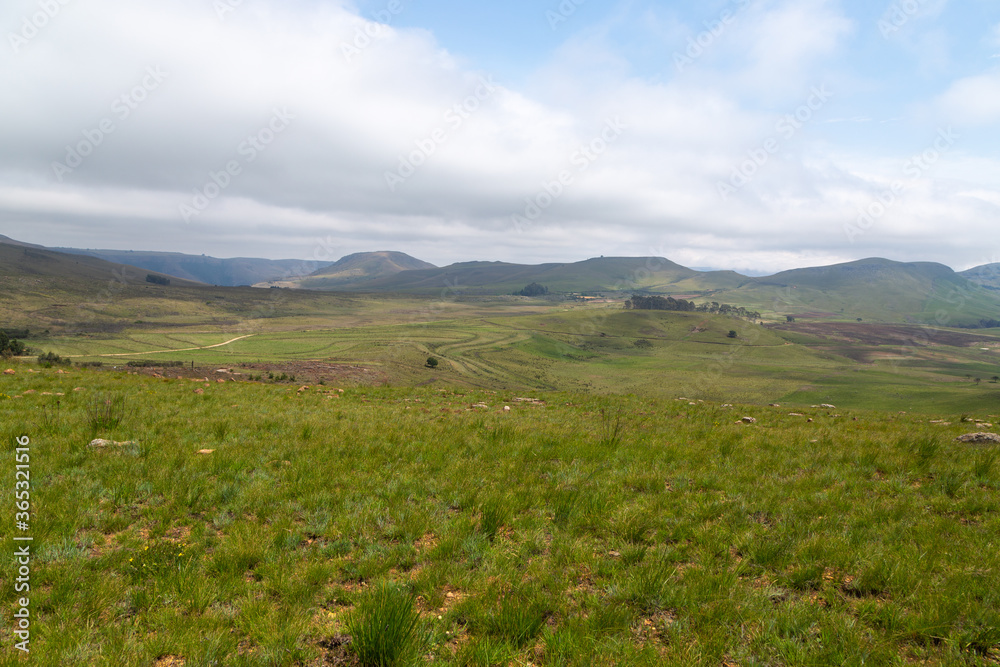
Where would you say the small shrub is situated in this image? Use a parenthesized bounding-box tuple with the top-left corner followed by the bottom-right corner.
(425, 357, 439, 369)
(347, 581, 422, 667)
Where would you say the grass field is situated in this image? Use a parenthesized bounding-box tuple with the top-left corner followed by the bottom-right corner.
(23, 302, 1000, 415)
(2, 366, 1000, 665)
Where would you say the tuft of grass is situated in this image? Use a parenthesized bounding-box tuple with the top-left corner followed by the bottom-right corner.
(88, 392, 129, 431)
(477, 497, 510, 541)
(346, 581, 423, 667)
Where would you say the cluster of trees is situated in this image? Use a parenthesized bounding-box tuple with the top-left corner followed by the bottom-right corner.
(146, 274, 170, 286)
(0, 331, 27, 358)
(625, 295, 761, 320)
(516, 283, 549, 297)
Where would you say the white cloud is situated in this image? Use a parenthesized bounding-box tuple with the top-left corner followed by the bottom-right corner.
(0, 0, 997, 274)
(934, 71, 1000, 125)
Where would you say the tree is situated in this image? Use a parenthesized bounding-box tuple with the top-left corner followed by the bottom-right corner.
(786, 315, 796, 323)
(991, 376, 999, 383)
(0, 331, 27, 358)
(727, 330, 738, 338)
(425, 357, 439, 369)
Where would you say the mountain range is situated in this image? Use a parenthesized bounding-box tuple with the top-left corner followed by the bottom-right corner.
(1, 234, 998, 325)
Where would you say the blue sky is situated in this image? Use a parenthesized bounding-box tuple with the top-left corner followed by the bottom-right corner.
(1, 0, 998, 272)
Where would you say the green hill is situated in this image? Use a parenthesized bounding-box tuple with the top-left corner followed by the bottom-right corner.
(300, 251, 436, 288)
(705, 258, 1000, 325)
(303, 256, 703, 294)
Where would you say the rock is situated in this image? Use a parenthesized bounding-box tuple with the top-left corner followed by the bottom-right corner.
(503, 406, 511, 412)
(56, 369, 67, 374)
(89, 439, 136, 448)
(197, 449, 215, 454)
(3, 369, 14, 375)
(956, 432, 1000, 444)
(788, 413, 804, 417)
(217, 379, 225, 383)
(769, 403, 781, 407)
(820, 404, 836, 409)
(298, 386, 309, 392)
(807, 418, 814, 423)
(739, 417, 757, 424)
(194, 388, 204, 395)
(73, 387, 83, 392)
(472, 403, 489, 409)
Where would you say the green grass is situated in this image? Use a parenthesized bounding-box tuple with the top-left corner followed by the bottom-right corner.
(2, 366, 1000, 664)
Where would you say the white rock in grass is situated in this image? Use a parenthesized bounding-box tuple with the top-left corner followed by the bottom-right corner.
(89, 439, 136, 448)
(738, 417, 757, 424)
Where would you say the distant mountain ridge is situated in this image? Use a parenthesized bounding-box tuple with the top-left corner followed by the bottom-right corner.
(960, 263, 1000, 290)
(1, 233, 998, 325)
(52, 248, 332, 287)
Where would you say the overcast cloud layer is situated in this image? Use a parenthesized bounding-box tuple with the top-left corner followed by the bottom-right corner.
(1, 0, 998, 273)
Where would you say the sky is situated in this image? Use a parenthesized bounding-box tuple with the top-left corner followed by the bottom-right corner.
(1, 0, 999, 273)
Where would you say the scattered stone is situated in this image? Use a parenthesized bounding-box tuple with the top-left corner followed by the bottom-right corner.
(197, 449, 215, 454)
(3, 369, 14, 375)
(56, 369, 67, 374)
(721, 404, 733, 408)
(23, 390, 35, 394)
(770, 403, 781, 407)
(89, 439, 136, 448)
(739, 417, 757, 424)
(689, 402, 697, 406)
(807, 418, 814, 423)
(73, 387, 83, 392)
(472, 403, 489, 409)
(788, 413, 804, 417)
(820, 404, 836, 409)
(217, 379, 225, 383)
(503, 406, 511, 412)
(956, 432, 1000, 444)
(297, 386, 309, 392)
(194, 388, 204, 395)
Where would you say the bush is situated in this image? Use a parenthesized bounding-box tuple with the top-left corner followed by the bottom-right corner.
(37, 351, 70, 367)
(426, 357, 439, 369)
